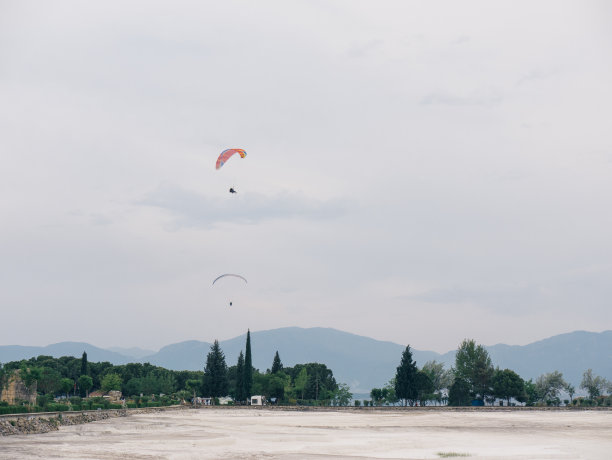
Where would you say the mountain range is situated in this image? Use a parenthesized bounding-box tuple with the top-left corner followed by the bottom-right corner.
(1, 327, 610, 393)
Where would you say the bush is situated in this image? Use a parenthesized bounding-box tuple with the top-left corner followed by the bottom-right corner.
(126, 403, 138, 408)
(0, 405, 28, 414)
(91, 404, 105, 410)
(37, 394, 52, 407)
(354, 400, 361, 407)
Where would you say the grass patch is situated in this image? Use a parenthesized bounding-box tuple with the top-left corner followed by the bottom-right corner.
(437, 453, 471, 458)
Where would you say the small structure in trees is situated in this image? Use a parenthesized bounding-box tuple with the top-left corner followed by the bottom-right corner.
(0, 369, 37, 406)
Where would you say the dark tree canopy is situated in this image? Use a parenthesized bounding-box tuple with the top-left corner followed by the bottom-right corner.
(244, 330, 253, 398)
(80, 351, 88, 377)
(454, 339, 494, 401)
(234, 351, 246, 402)
(394, 345, 419, 406)
(271, 351, 283, 374)
(202, 340, 228, 399)
(448, 377, 471, 406)
(492, 368, 525, 405)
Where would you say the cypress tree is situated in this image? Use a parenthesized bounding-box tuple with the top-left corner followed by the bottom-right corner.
(394, 345, 419, 406)
(235, 351, 245, 403)
(80, 351, 88, 376)
(271, 351, 283, 374)
(202, 340, 228, 399)
(243, 330, 253, 398)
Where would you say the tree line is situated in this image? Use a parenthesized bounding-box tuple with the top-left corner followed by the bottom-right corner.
(0, 329, 353, 412)
(201, 330, 352, 406)
(368, 339, 612, 407)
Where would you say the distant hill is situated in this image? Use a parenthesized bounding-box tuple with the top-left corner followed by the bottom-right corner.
(1, 329, 610, 392)
(0, 342, 133, 365)
(108, 346, 157, 360)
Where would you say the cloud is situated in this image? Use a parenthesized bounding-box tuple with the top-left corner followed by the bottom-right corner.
(347, 39, 384, 58)
(516, 68, 560, 86)
(409, 284, 540, 307)
(138, 184, 349, 228)
(420, 89, 502, 107)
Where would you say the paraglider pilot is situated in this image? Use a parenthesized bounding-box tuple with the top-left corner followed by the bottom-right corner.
(229, 188, 237, 194)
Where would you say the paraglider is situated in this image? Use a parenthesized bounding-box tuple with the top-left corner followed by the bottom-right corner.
(216, 149, 246, 170)
(213, 274, 247, 308)
(212, 274, 248, 285)
(229, 188, 237, 194)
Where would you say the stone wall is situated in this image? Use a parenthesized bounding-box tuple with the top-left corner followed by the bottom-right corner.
(0, 369, 37, 406)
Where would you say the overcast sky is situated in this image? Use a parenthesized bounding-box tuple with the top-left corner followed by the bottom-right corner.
(1, 0, 611, 353)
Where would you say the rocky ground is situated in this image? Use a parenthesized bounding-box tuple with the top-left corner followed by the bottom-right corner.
(1, 407, 611, 459)
(0, 406, 182, 436)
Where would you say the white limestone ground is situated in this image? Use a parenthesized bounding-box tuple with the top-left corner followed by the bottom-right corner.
(1, 408, 611, 459)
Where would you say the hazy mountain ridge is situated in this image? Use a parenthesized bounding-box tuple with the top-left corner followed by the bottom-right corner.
(1, 328, 610, 392)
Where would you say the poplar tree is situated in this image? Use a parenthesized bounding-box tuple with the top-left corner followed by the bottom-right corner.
(80, 351, 88, 376)
(243, 330, 253, 398)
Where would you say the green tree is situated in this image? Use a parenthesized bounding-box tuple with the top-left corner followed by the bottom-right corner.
(294, 368, 308, 400)
(78, 375, 93, 397)
(37, 368, 62, 395)
(580, 369, 608, 400)
(454, 339, 494, 403)
(491, 368, 525, 406)
(394, 345, 419, 406)
(523, 379, 539, 406)
(271, 351, 283, 374)
(383, 379, 398, 406)
(535, 371, 566, 405)
(101, 373, 122, 392)
(370, 388, 384, 406)
(244, 330, 253, 398)
(185, 379, 200, 402)
(202, 340, 228, 399)
(266, 372, 289, 401)
(421, 361, 453, 405)
(234, 351, 246, 403)
(301, 363, 337, 401)
(332, 383, 353, 406)
(20, 366, 42, 399)
(415, 370, 434, 406)
(448, 377, 471, 406)
(60, 378, 74, 398)
(564, 383, 576, 404)
(81, 351, 89, 377)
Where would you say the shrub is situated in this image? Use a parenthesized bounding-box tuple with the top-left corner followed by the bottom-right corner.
(126, 403, 138, 408)
(354, 400, 361, 407)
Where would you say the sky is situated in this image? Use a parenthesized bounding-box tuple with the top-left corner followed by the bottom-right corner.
(1, 0, 611, 353)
